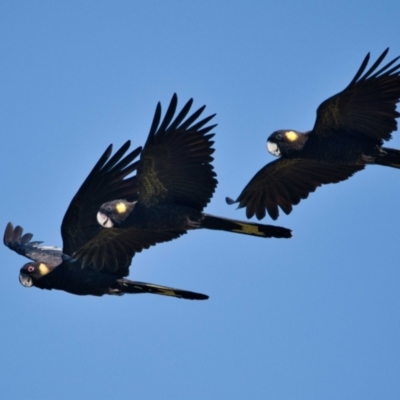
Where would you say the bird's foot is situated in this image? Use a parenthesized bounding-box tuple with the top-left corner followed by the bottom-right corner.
(361, 154, 375, 163)
(186, 217, 201, 229)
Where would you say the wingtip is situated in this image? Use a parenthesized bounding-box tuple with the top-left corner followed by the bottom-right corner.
(122, 139, 131, 148)
(225, 196, 236, 205)
(3, 222, 14, 245)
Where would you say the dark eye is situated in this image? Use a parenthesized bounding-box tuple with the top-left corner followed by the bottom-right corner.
(27, 265, 35, 273)
(106, 206, 112, 212)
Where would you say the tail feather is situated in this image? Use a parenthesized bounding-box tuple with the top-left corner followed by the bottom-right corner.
(375, 147, 400, 168)
(201, 213, 292, 239)
(118, 279, 208, 300)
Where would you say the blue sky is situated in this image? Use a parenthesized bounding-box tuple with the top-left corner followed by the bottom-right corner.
(1, 1, 400, 399)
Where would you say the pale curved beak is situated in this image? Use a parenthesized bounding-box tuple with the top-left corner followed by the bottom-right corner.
(267, 140, 281, 157)
(19, 274, 33, 287)
(97, 211, 114, 228)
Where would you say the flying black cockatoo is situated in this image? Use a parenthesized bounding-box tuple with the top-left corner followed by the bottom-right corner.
(96, 94, 292, 239)
(4, 141, 208, 300)
(226, 48, 400, 220)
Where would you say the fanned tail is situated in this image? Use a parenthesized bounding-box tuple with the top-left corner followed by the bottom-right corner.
(201, 214, 292, 239)
(117, 279, 208, 300)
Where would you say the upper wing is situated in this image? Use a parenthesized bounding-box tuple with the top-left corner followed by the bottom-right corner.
(230, 159, 364, 220)
(61, 141, 142, 257)
(138, 93, 217, 211)
(71, 227, 185, 277)
(4, 222, 63, 267)
(312, 49, 400, 141)
(61, 139, 185, 277)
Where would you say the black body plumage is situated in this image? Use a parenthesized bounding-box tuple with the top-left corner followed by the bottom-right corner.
(97, 94, 292, 239)
(227, 49, 400, 220)
(4, 136, 208, 300)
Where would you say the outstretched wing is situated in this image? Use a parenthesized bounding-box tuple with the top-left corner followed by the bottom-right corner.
(61, 141, 141, 257)
(72, 228, 185, 278)
(62, 139, 185, 277)
(312, 48, 400, 141)
(229, 159, 364, 220)
(138, 93, 217, 211)
(4, 222, 63, 267)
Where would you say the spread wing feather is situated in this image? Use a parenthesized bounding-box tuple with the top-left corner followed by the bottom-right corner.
(4, 222, 63, 267)
(138, 93, 217, 210)
(233, 159, 364, 220)
(72, 228, 186, 277)
(61, 136, 188, 277)
(61, 141, 142, 256)
(312, 48, 400, 141)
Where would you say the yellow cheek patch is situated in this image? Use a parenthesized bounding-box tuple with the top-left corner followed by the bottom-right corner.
(285, 131, 299, 142)
(116, 202, 127, 214)
(38, 263, 50, 276)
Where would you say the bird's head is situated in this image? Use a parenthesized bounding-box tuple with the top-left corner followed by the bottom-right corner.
(97, 200, 136, 228)
(267, 130, 304, 157)
(19, 262, 52, 287)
